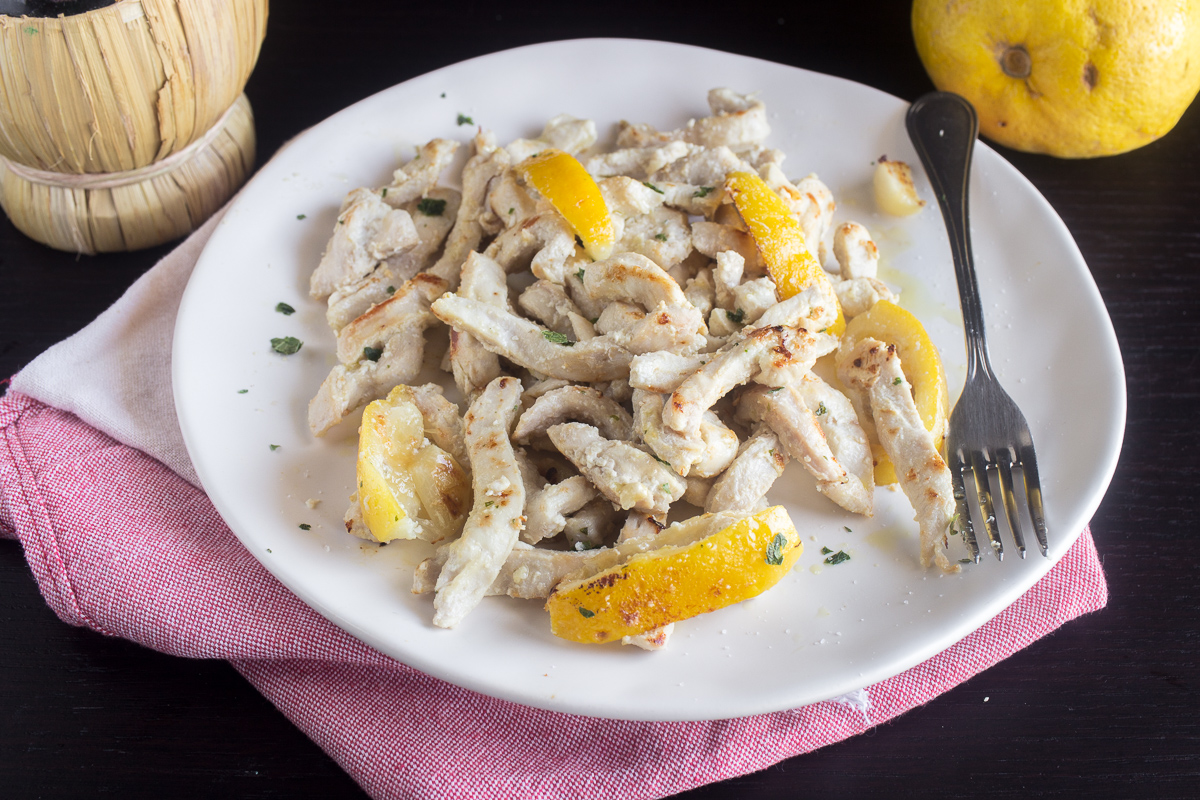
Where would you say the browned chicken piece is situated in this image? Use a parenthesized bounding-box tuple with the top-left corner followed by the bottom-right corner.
(325, 188, 459, 330)
(431, 295, 634, 381)
(838, 338, 959, 572)
(449, 251, 508, 401)
(309, 188, 420, 300)
(429, 132, 510, 289)
(433, 376, 527, 627)
(705, 427, 788, 513)
(513, 385, 634, 449)
(547, 422, 686, 515)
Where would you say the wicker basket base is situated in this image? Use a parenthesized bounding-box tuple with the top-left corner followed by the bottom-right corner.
(0, 93, 255, 254)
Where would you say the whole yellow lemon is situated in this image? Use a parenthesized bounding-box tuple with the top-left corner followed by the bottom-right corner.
(912, 0, 1200, 157)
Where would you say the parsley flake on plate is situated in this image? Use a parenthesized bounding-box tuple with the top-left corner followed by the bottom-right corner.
(824, 550, 851, 566)
(275, 302, 295, 315)
(270, 336, 303, 355)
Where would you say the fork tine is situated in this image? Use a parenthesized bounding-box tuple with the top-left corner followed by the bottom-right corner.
(970, 449, 1004, 561)
(1017, 443, 1049, 556)
(995, 449, 1027, 558)
(949, 450, 980, 562)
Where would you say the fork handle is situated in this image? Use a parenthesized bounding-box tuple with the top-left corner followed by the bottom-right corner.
(905, 92, 989, 376)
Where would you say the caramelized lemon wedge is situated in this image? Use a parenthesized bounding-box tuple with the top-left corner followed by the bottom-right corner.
(357, 386, 471, 543)
(546, 506, 801, 644)
(725, 171, 845, 336)
(837, 300, 950, 485)
(517, 148, 614, 260)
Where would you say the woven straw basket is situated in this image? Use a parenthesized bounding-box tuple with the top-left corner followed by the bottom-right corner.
(0, 0, 268, 253)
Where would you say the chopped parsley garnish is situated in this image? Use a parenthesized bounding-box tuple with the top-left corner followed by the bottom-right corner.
(269, 444, 280, 451)
(660, 483, 672, 494)
(237, 389, 248, 394)
(386, 285, 396, 295)
(484, 501, 494, 508)
(844, 526, 852, 532)
(456, 113, 474, 125)
(821, 546, 833, 555)
(726, 308, 745, 324)
(693, 186, 714, 198)
(440, 92, 446, 98)
(362, 346, 383, 362)
(653, 232, 668, 242)
(275, 302, 295, 315)
(765, 533, 787, 565)
(296, 214, 306, 220)
(508, 207, 515, 214)
(768, 386, 783, 393)
(816, 401, 828, 415)
(893, 376, 903, 385)
(381, 188, 388, 198)
(417, 197, 447, 216)
(643, 181, 664, 194)
(575, 234, 584, 248)
(575, 267, 586, 282)
(270, 336, 303, 355)
(824, 550, 851, 566)
(579, 527, 589, 536)
(652, 454, 672, 467)
(299, 524, 311, 531)
(542, 330, 574, 346)
(578, 606, 595, 618)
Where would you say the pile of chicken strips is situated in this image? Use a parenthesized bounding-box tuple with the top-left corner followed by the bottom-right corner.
(306, 89, 961, 649)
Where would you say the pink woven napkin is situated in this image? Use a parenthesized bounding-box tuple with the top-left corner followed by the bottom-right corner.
(0, 388, 1107, 800)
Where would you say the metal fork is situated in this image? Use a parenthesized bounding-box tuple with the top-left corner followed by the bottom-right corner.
(905, 92, 1048, 562)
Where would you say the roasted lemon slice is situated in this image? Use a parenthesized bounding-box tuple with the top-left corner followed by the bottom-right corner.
(357, 386, 471, 543)
(725, 170, 845, 337)
(546, 506, 801, 644)
(838, 300, 950, 485)
(517, 148, 614, 260)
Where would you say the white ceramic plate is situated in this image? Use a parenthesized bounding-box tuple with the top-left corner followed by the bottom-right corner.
(174, 39, 1125, 721)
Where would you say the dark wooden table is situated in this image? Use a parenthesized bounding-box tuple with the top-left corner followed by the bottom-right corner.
(2, 2, 1198, 797)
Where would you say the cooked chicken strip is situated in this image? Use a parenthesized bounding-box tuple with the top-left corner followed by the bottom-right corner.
(713, 250, 744, 310)
(684, 267, 716, 321)
(684, 475, 714, 506)
(594, 301, 645, 335)
(484, 209, 578, 284)
(325, 188, 459, 330)
(686, 88, 771, 148)
(428, 132, 510, 289)
(335, 273, 446, 363)
(706, 428, 788, 513)
(752, 279, 840, 332)
(628, 352, 707, 393)
(431, 295, 633, 381)
(518, 280, 587, 337)
(838, 338, 958, 572)
(433, 377, 526, 627)
(691, 221, 762, 268)
(450, 251, 508, 400)
(309, 277, 448, 436)
(607, 302, 706, 355)
(582, 252, 692, 311)
(547, 422, 686, 514)
(623, 623, 674, 651)
(732, 277, 780, 325)
(506, 114, 598, 162)
(663, 325, 834, 435)
(586, 140, 695, 179)
(833, 277, 898, 319)
(833, 221, 880, 280)
(486, 168, 539, 230)
(513, 385, 634, 448)
(523, 476, 598, 544)
(563, 499, 620, 550)
(407, 383, 469, 469)
(616, 206, 693, 269)
(632, 389, 739, 479)
(618, 511, 667, 543)
(599, 176, 667, 217)
(416, 510, 742, 598)
(310, 188, 420, 299)
(651, 145, 755, 187)
(739, 382, 872, 515)
(382, 138, 459, 208)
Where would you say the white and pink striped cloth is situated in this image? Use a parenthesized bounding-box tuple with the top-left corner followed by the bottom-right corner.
(0, 212, 1108, 799)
